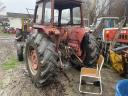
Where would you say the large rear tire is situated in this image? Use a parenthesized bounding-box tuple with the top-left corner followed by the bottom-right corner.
(70, 32, 100, 69)
(82, 32, 100, 67)
(25, 33, 57, 87)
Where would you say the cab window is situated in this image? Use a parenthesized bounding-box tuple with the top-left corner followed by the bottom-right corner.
(44, 2, 51, 23)
(35, 3, 43, 24)
(61, 9, 70, 24)
(73, 7, 81, 25)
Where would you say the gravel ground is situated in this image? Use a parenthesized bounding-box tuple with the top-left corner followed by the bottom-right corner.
(0, 35, 123, 96)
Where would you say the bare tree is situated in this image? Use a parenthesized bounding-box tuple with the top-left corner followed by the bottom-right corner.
(125, 0, 128, 16)
(0, 1, 6, 32)
(82, 0, 96, 24)
(82, 0, 126, 24)
(0, 1, 5, 13)
(96, 0, 109, 17)
(97, 0, 126, 17)
(83, 0, 110, 24)
(109, 0, 125, 17)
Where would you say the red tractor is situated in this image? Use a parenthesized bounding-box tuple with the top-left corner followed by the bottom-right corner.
(103, 17, 128, 46)
(91, 17, 119, 40)
(23, 0, 100, 87)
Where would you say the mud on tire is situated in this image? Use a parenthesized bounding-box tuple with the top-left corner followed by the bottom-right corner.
(25, 33, 57, 87)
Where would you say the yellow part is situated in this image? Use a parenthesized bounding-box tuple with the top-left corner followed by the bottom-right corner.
(22, 17, 24, 32)
(109, 50, 124, 74)
(21, 17, 30, 32)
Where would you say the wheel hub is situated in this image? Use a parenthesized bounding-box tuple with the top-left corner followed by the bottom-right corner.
(30, 50, 38, 70)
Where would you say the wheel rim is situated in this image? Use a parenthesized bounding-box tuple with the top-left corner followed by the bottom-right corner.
(28, 47, 39, 76)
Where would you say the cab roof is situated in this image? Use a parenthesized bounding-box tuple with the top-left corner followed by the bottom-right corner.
(36, 0, 82, 9)
(97, 17, 119, 20)
(55, 0, 82, 9)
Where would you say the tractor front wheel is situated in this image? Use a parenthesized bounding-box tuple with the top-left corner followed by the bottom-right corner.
(16, 44, 24, 61)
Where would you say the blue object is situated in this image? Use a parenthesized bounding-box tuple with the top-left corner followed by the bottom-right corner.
(116, 80, 128, 96)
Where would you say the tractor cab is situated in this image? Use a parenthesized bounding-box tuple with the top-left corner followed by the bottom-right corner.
(95, 17, 119, 29)
(17, 0, 100, 87)
(34, 0, 84, 27)
(103, 17, 128, 44)
(34, 0, 88, 56)
(92, 17, 119, 39)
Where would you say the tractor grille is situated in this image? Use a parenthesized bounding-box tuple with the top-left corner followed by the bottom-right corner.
(119, 34, 128, 40)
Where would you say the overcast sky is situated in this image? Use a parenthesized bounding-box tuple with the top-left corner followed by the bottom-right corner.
(2, 0, 36, 13)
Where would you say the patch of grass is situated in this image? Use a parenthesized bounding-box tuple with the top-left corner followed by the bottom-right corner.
(0, 80, 3, 88)
(2, 57, 18, 70)
(0, 32, 11, 36)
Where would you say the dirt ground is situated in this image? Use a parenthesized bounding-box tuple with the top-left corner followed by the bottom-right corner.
(0, 34, 123, 96)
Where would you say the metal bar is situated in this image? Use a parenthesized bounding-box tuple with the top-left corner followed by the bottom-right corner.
(51, 0, 54, 25)
(80, 3, 84, 27)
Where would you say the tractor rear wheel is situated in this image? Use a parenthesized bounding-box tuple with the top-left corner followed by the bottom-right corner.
(70, 32, 100, 69)
(82, 32, 100, 67)
(25, 33, 57, 87)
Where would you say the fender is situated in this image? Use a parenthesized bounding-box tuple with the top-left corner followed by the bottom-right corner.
(68, 27, 89, 56)
(33, 24, 60, 35)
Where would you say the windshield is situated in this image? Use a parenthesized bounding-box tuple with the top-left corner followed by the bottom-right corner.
(104, 19, 119, 28)
(61, 7, 81, 25)
(61, 9, 70, 24)
(44, 1, 81, 25)
(44, 7, 70, 24)
(73, 7, 81, 25)
(94, 18, 119, 29)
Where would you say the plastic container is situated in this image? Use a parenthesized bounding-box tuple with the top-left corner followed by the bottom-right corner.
(116, 79, 128, 96)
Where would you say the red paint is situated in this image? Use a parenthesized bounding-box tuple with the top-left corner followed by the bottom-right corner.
(68, 27, 88, 56)
(104, 28, 128, 43)
(33, 24, 89, 56)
